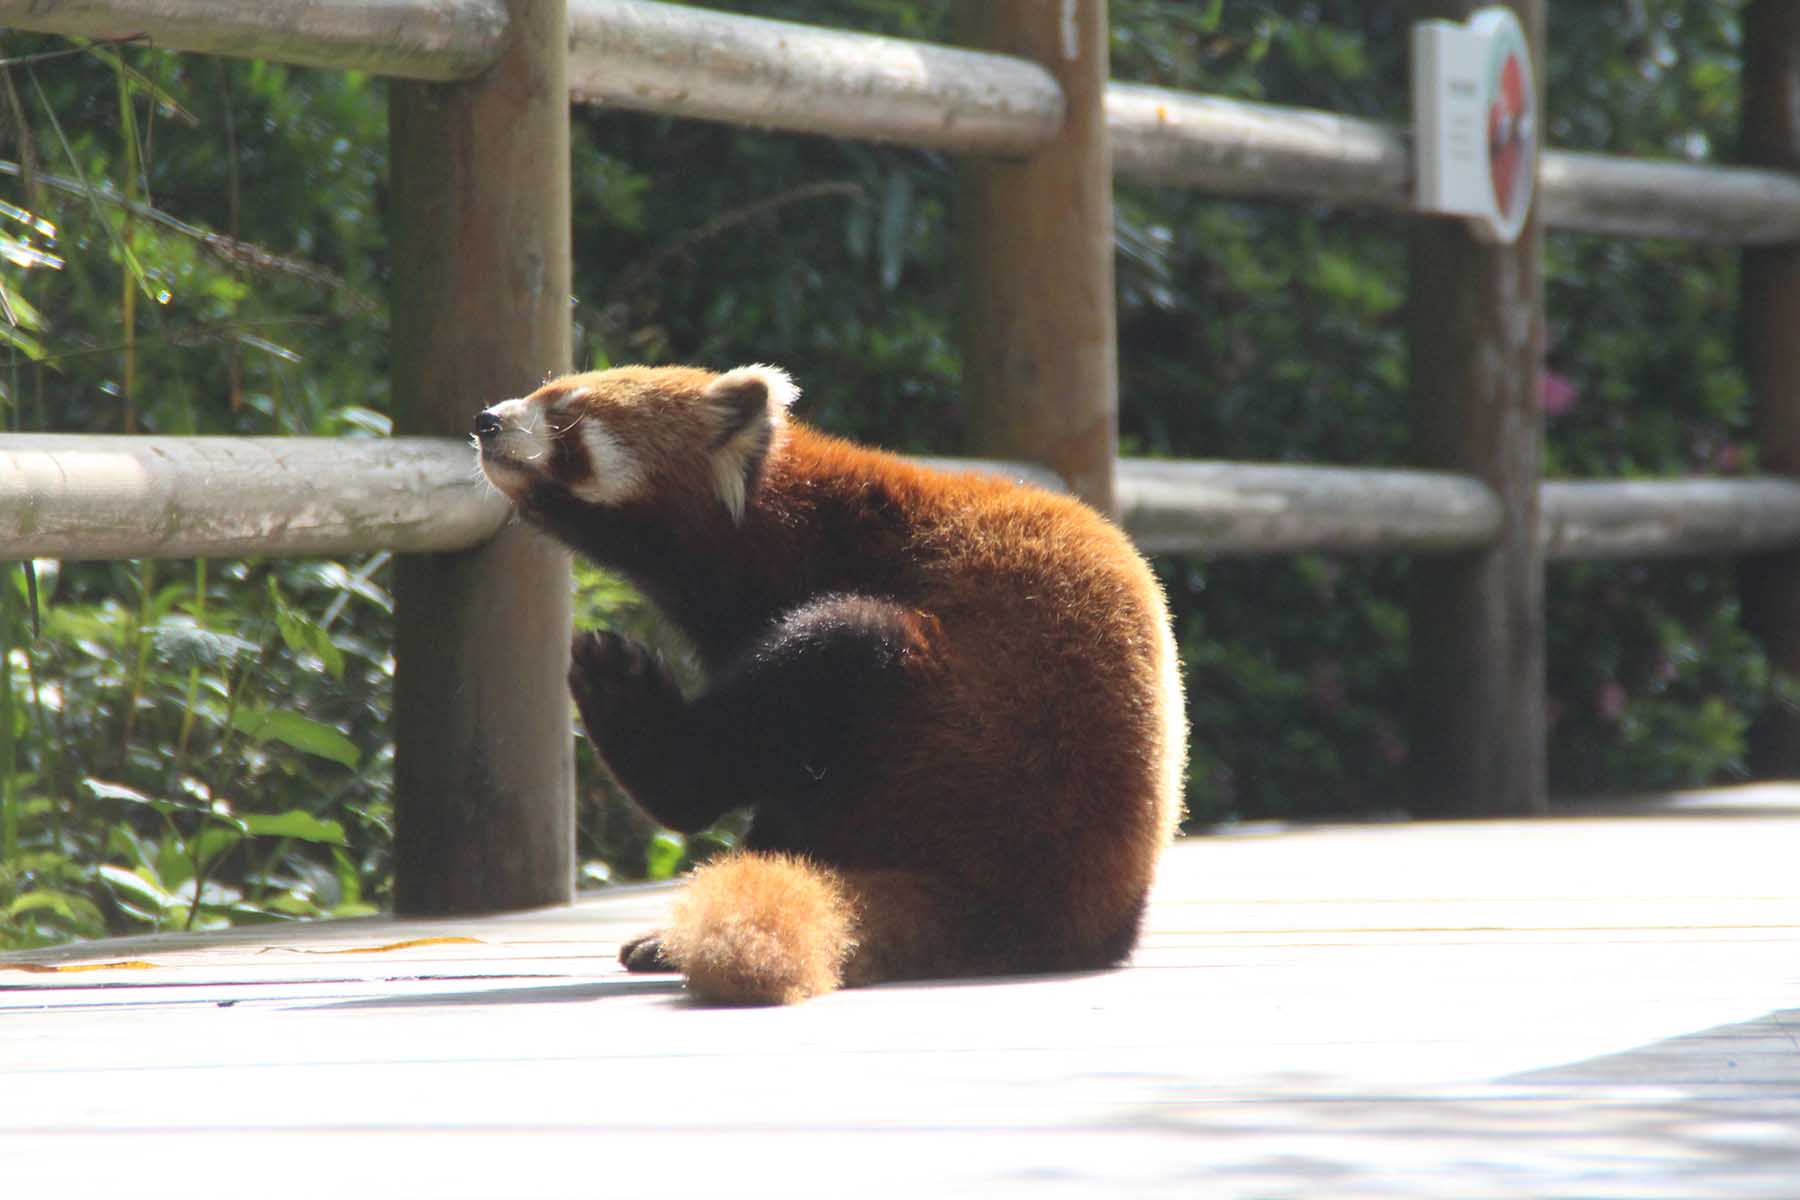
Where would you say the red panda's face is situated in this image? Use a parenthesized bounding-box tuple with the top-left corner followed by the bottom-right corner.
(474, 364, 798, 523)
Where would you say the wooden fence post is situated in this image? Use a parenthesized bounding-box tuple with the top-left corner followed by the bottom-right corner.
(1740, 1, 1800, 778)
(388, 0, 575, 912)
(1405, 0, 1548, 815)
(954, 0, 1117, 514)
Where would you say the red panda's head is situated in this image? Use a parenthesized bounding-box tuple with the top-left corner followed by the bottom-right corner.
(474, 363, 799, 523)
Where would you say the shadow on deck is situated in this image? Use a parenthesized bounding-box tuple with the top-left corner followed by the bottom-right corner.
(4, 785, 1798, 1198)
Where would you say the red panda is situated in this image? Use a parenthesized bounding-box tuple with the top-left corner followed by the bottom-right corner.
(474, 364, 1186, 1004)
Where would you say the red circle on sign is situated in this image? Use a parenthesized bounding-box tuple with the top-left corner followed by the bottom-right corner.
(1490, 52, 1527, 217)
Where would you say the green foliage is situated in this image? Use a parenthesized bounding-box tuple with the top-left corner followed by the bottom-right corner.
(0, 45, 392, 947)
(1542, 1, 1759, 794)
(0, 552, 393, 947)
(1545, 561, 1765, 792)
(1109, 0, 1761, 818)
(0, 1, 1779, 946)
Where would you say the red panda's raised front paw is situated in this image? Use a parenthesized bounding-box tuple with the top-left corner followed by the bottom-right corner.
(569, 631, 741, 833)
(568, 631, 683, 754)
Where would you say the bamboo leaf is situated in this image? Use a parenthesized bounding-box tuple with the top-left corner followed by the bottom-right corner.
(645, 831, 685, 881)
(83, 778, 159, 808)
(268, 579, 344, 681)
(28, 73, 156, 302)
(43, 607, 129, 648)
(0, 235, 62, 277)
(239, 810, 348, 846)
(5, 888, 104, 931)
(230, 707, 361, 769)
(81, 778, 214, 820)
(98, 863, 179, 916)
(22, 562, 38, 640)
(0, 319, 46, 361)
(876, 169, 913, 292)
(74, 40, 199, 127)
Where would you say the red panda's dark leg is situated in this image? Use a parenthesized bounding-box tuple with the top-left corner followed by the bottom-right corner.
(618, 930, 677, 973)
(569, 631, 735, 834)
(571, 594, 930, 838)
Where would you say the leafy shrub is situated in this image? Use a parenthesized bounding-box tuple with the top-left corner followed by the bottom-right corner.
(0, 48, 397, 946)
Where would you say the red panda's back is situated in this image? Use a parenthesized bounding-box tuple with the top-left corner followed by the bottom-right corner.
(776, 432, 1187, 961)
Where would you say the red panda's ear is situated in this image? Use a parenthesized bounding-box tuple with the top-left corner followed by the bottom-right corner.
(704, 365, 798, 445)
(703, 365, 798, 522)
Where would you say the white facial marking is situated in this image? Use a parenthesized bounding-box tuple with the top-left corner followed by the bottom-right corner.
(485, 398, 545, 454)
(475, 396, 550, 496)
(567, 419, 646, 506)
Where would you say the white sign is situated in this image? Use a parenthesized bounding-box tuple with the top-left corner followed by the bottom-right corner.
(1412, 7, 1537, 244)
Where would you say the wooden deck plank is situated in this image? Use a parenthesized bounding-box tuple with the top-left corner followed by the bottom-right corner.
(4, 786, 1799, 1197)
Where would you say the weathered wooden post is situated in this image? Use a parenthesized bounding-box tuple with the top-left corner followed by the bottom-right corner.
(954, 0, 1117, 514)
(1740, 1, 1800, 778)
(1406, 0, 1548, 815)
(388, 0, 575, 911)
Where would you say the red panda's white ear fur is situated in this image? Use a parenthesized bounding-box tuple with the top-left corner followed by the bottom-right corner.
(704, 365, 798, 522)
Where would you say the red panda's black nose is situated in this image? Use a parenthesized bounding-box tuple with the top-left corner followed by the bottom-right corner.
(474, 411, 502, 439)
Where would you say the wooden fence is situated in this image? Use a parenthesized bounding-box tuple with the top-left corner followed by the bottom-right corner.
(2, 0, 1797, 911)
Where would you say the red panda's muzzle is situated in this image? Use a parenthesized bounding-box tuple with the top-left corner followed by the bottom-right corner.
(473, 398, 550, 503)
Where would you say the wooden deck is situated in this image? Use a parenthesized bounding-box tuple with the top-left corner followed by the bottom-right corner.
(5, 786, 1799, 1198)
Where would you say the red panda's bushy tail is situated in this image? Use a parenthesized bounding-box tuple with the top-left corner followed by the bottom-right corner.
(662, 850, 857, 1005)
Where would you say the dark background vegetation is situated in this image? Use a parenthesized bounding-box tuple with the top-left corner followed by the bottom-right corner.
(0, 0, 1766, 947)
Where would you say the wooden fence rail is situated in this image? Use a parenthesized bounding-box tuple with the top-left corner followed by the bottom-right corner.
(11, 441, 1800, 566)
(0, 0, 507, 79)
(567, 0, 1062, 156)
(0, 435, 503, 560)
(7, 0, 1799, 243)
(1112, 89, 1800, 245)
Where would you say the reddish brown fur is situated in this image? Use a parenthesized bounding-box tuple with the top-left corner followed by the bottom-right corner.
(476, 365, 1186, 1003)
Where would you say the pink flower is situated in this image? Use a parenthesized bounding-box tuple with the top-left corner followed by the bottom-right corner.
(1596, 682, 1628, 722)
(1540, 370, 1578, 417)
